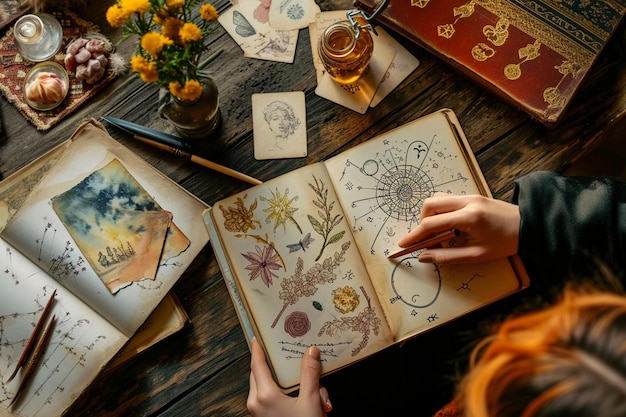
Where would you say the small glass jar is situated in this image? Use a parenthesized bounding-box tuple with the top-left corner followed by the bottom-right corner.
(318, 17, 374, 85)
(13, 13, 63, 62)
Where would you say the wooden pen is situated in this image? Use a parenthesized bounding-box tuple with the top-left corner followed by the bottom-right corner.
(9, 315, 56, 407)
(102, 116, 262, 186)
(388, 229, 460, 259)
(5, 289, 56, 384)
(132, 134, 263, 186)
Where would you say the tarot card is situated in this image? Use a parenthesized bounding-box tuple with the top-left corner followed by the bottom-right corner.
(252, 91, 308, 160)
(370, 27, 420, 107)
(219, 3, 299, 63)
(269, 0, 321, 30)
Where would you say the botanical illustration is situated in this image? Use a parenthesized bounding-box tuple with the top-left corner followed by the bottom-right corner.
(260, 187, 302, 232)
(307, 175, 345, 261)
(319, 286, 381, 356)
(213, 166, 391, 386)
(271, 241, 351, 327)
(218, 194, 286, 274)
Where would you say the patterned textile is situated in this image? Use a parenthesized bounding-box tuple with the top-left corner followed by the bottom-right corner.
(0, 10, 116, 130)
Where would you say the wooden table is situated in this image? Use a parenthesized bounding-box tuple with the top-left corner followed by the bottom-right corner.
(1, 1, 624, 416)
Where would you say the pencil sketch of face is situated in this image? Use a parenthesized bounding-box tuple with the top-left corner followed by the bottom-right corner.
(263, 100, 300, 143)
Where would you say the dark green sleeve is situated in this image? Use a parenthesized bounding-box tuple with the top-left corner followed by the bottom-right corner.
(511, 171, 626, 283)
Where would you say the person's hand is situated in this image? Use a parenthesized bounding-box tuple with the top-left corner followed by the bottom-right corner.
(247, 338, 332, 417)
(397, 194, 520, 264)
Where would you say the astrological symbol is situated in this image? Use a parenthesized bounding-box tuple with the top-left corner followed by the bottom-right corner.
(346, 181, 354, 190)
(390, 295, 402, 304)
(411, 310, 418, 316)
(367, 217, 373, 222)
(427, 314, 438, 322)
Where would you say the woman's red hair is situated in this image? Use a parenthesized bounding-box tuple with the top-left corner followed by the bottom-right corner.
(457, 287, 626, 417)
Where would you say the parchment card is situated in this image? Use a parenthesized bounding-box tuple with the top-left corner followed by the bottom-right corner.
(219, 0, 299, 63)
(369, 27, 420, 107)
(314, 39, 396, 114)
(269, 0, 321, 30)
(252, 91, 308, 159)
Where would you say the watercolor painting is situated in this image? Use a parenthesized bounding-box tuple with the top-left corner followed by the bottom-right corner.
(50, 159, 174, 294)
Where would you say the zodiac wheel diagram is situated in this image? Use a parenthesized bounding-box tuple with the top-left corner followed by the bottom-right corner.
(374, 163, 436, 222)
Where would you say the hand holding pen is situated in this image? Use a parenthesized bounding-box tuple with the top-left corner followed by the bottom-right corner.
(395, 194, 521, 265)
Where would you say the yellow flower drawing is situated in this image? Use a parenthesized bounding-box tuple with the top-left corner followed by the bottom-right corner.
(332, 285, 360, 314)
(260, 188, 302, 233)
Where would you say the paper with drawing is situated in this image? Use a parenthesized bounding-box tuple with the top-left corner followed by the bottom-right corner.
(50, 159, 188, 294)
(1, 122, 207, 337)
(210, 164, 394, 388)
(0, 241, 127, 417)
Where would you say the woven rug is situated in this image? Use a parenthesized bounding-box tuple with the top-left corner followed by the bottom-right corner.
(0, 10, 117, 130)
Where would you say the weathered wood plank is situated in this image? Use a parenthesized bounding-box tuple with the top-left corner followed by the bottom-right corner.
(1, 1, 624, 416)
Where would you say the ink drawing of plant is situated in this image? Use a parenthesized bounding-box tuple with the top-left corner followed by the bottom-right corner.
(271, 241, 351, 328)
(308, 175, 345, 261)
(318, 286, 381, 356)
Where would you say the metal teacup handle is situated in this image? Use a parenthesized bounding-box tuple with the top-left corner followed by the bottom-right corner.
(347, 0, 390, 39)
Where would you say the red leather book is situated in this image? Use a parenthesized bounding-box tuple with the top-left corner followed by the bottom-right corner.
(356, 0, 626, 126)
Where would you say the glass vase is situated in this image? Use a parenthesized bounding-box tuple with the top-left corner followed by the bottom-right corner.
(159, 76, 220, 139)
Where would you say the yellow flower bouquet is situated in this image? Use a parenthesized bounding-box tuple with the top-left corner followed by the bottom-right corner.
(106, 0, 219, 102)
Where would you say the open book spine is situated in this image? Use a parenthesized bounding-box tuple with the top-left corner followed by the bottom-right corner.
(203, 209, 256, 345)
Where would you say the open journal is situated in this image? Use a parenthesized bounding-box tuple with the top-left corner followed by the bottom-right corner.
(204, 108, 529, 391)
(0, 120, 209, 417)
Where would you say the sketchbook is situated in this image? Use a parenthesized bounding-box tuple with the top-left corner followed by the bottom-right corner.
(204, 108, 529, 391)
(0, 120, 209, 417)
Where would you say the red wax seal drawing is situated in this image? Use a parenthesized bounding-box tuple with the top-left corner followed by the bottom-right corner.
(284, 311, 311, 338)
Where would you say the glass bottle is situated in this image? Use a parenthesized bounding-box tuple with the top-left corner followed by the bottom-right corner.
(13, 13, 63, 62)
(318, 16, 374, 85)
